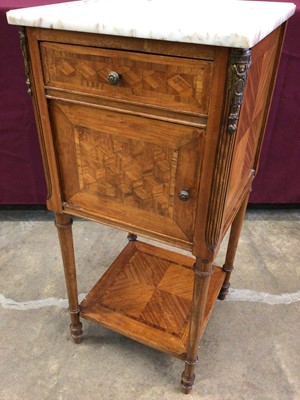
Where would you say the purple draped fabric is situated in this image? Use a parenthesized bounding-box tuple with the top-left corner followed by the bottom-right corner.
(250, 0, 300, 203)
(0, 0, 73, 204)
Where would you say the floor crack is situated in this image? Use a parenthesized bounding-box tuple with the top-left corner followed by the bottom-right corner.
(0, 289, 299, 310)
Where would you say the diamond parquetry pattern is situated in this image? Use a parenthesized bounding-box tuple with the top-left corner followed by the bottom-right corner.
(99, 249, 194, 338)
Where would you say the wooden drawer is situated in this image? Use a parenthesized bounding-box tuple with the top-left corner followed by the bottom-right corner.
(40, 42, 213, 116)
(49, 101, 204, 244)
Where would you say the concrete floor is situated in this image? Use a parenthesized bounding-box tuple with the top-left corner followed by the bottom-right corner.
(0, 209, 299, 400)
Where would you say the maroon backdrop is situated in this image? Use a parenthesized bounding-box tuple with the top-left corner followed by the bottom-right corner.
(0, 0, 299, 204)
(250, 0, 300, 203)
(0, 0, 73, 204)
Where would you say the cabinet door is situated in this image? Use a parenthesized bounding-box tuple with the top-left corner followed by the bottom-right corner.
(50, 102, 204, 245)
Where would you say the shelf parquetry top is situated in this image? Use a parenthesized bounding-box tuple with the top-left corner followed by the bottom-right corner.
(7, 0, 296, 48)
(79, 240, 226, 358)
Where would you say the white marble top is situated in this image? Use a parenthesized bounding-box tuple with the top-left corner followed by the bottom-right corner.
(7, 0, 296, 48)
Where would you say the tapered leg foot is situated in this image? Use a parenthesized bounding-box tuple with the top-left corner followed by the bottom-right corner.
(70, 321, 83, 344)
(218, 264, 234, 300)
(55, 213, 83, 344)
(218, 282, 230, 300)
(127, 232, 137, 241)
(69, 306, 83, 343)
(181, 371, 195, 394)
(182, 258, 213, 394)
(181, 357, 198, 394)
(218, 193, 249, 301)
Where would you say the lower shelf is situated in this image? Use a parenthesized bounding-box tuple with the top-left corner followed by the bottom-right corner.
(80, 241, 225, 359)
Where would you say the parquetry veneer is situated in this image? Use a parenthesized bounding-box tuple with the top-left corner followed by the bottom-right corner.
(13, 8, 290, 392)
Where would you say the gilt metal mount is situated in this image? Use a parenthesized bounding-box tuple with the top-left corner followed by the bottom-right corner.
(227, 48, 252, 135)
(19, 27, 32, 95)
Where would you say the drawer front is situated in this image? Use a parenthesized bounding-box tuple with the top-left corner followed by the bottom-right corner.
(41, 42, 213, 116)
(50, 102, 204, 243)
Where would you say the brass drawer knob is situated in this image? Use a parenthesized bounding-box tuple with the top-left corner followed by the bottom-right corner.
(179, 188, 190, 201)
(107, 71, 121, 85)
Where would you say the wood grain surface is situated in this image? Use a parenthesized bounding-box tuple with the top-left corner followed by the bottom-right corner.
(23, 24, 286, 394)
(41, 42, 213, 116)
(80, 241, 225, 359)
(50, 101, 204, 243)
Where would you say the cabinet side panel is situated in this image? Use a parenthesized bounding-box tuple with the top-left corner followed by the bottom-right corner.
(223, 26, 285, 226)
(26, 28, 63, 212)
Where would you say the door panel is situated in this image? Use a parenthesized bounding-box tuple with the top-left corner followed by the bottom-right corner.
(50, 102, 204, 242)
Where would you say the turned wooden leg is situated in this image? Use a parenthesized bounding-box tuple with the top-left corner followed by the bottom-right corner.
(127, 232, 137, 241)
(218, 193, 250, 300)
(181, 258, 214, 394)
(55, 213, 83, 343)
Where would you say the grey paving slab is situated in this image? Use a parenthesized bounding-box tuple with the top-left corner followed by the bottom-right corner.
(0, 209, 299, 400)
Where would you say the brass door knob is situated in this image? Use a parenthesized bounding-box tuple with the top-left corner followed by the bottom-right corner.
(107, 71, 121, 85)
(179, 189, 190, 201)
